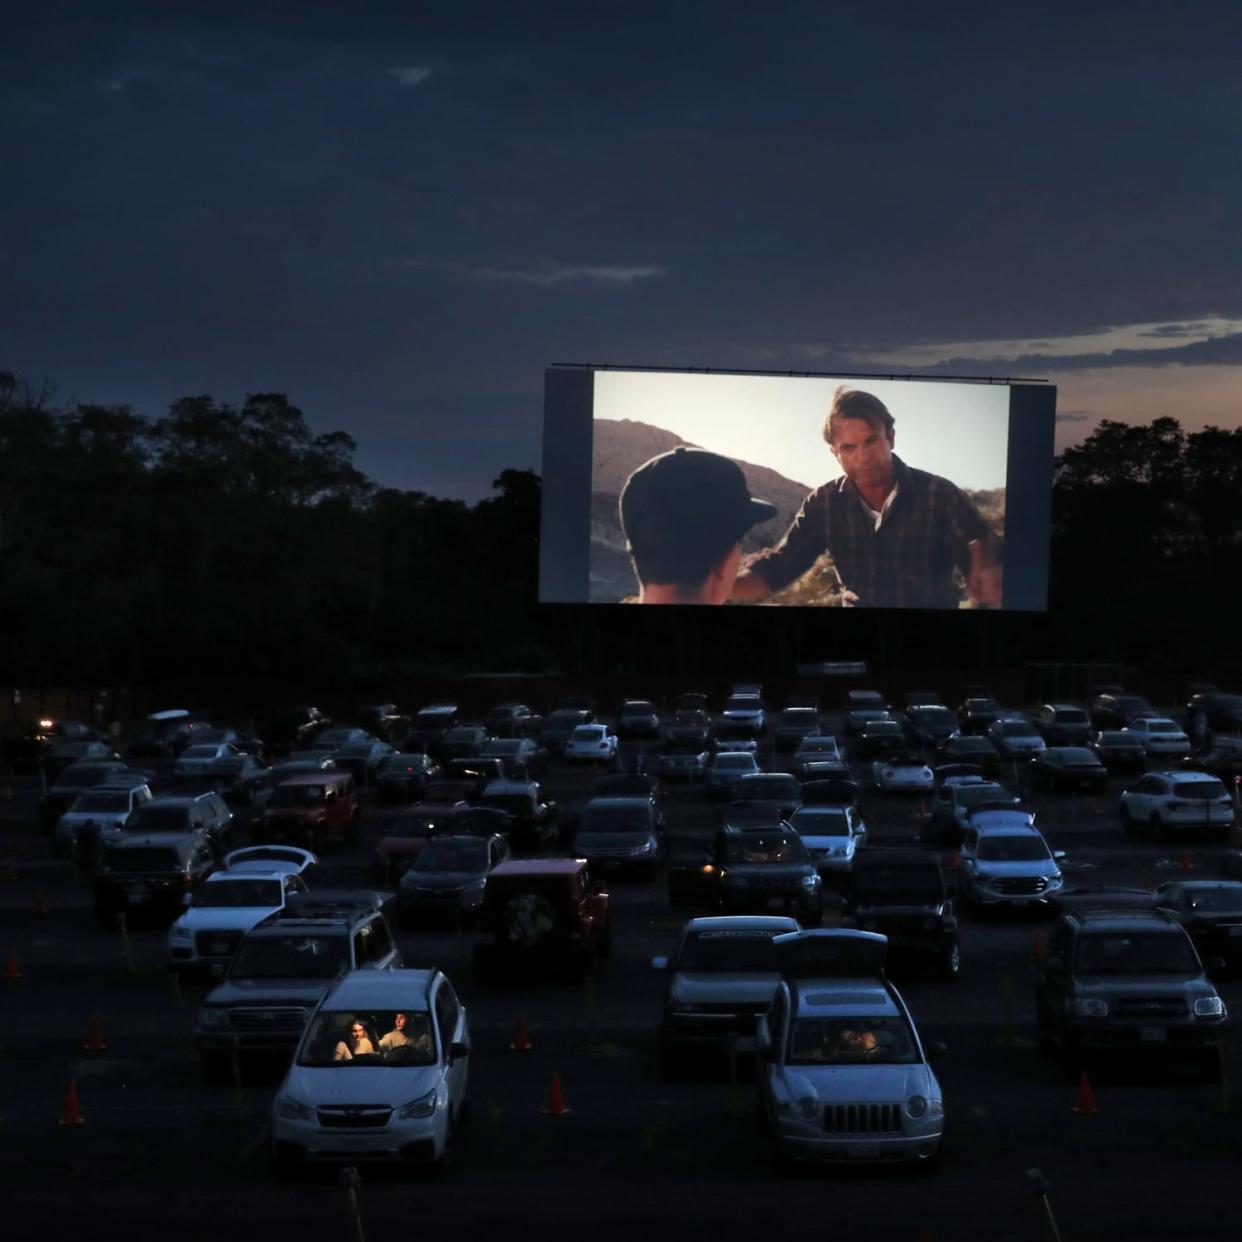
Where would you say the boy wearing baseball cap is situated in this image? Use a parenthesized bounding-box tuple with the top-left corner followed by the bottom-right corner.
(619, 446, 777, 604)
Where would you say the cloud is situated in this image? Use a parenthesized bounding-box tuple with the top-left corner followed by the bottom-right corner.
(1137, 321, 1213, 339)
(408, 259, 666, 287)
(102, 70, 142, 93)
(1056, 412, 1090, 423)
(389, 66, 432, 87)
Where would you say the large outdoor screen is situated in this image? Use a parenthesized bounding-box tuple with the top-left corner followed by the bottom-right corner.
(539, 367, 1055, 611)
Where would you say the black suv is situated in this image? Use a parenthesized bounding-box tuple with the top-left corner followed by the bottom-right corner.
(840, 850, 960, 978)
(93, 831, 218, 924)
(194, 890, 400, 1076)
(1034, 906, 1228, 1079)
(668, 822, 822, 924)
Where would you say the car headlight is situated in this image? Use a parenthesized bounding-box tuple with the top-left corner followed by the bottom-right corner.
(635, 839, 656, 855)
(796, 1096, 820, 1120)
(1071, 998, 1109, 1018)
(1195, 996, 1226, 1018)
(398, 1088, 438, 1120)
(800, 874, 821, 889)
(198, 1007, 229, 1027)
(274, 1095, 313, 1121)
(170, 925, 192, 940)
(906, 1094, 928, 1119)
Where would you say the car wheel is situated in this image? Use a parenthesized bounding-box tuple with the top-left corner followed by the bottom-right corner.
(940, 941, 961, 980)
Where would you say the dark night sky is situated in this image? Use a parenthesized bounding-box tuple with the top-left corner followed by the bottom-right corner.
(5, 2, 1242, 498)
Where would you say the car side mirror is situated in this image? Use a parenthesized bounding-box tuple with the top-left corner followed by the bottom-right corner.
(1053, 850, 1067, 861)
(449, 1040, 470, 1061)
(651, 956, 669, 971)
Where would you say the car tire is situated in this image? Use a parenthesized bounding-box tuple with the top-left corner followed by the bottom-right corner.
(940, 941, 961, 980)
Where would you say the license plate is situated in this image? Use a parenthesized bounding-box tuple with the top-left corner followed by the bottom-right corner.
(846, 1142, 880, 1159)
(1141, 1027, 1166, 1042)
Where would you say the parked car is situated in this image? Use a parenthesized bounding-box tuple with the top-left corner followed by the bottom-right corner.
(1026, 747, 1108, 794)
(1186, 737, 1242, 782)
(957, 696, 1002, 735)
(1122, 717, 1191, 760)
(774, 707, 822, 752)
(331, 738, 395, 785)
(52, 780, 154, 861)
(1034, 906, 1227, 1079)
(570, 795, 664, 877)
(44, 740, 121, 778)
(39, 760, 131, 832)
(1119, 771, 1234, 840)
(124, 791, 235, 855)
(405, 704, 461, 752)
(1090, 730, 1148, 772)
(904, 706, 960, 749)
(195, 890, 400, 1076)
(931, 734, 1000, 776)
(204, 753, 272, 806)
(564, 723, 620, 765)
(437, 725, 491, 761)
(957, 817, 1064, 913)
(840, 850, 960, 978)
(483, 703, 543, 738)
(541, 708, 593, 754)
(871, 755, 934, 794)
(270, 967, 469, 1174)
(666, 710, 711, 749)
(1090, 693, 1155, 731)
(793, 736, 844, 782)
(720, 694, 766, 737)
(731, 772, 802, 820)
(221, 845, 319, 879)
(657, 743, 710, 780)
(788, 804, 867, 882)
(654, 915, 801, 1076)
(1152, 881, 1242, 969)
(167, 868, 309, 976)
(93, 831, 218, 925)
(472, 859, 610, 984)
(1185, 691, 1242, 736)
(616, 700, 661, 740)
(987, 717, 1047, 760)
(705, 750, 761, 799)
(376, 752, 441, 802)
(855, 719, 908, 761)
(756, 929, 945, 1168)
(252, 771, 360, 851)
(396, 833, 510, 926)
(925, 777, 1021, 846)
(354, 703, 411, 742)
(474, 779, 558, 849)
(477, 736, 547, 779)
(1033, 704, 1093, 747)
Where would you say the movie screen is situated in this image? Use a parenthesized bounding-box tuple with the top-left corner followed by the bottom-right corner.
(539, 367, 1054, 611)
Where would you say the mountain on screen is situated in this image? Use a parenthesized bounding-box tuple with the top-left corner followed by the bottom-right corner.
(590, 418, 815, 602)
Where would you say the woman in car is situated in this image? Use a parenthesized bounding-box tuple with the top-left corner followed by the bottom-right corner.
(333, 1020, 375, 1061)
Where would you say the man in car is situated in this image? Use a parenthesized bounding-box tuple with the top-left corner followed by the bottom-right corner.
(619, 446, 777, 604)
(377, 1011, 431, 1056)
(730, 386, 1003, 609)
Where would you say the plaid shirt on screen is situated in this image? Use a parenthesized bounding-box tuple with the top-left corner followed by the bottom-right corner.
(747, 454, 997, 609)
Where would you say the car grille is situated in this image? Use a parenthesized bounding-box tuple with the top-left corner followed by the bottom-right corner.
(195, 930, 245, 957)
(992, 877, 1047, 895)
(1115, 998, 1188, 1018)
(824, 1103, 902, 1134)
(228, 1006, 307, 1032)
(316, 1105, 393, 1129)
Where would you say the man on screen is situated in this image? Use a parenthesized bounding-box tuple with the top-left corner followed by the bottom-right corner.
(619, 446, 777, 604)
(730, 386, 1003, 609)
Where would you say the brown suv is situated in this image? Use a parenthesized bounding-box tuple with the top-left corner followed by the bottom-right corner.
(254, 771, 359, 851)
(473, 858, 610, 983)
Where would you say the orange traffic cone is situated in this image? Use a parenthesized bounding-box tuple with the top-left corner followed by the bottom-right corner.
(541, 1072, 570, 1117)
(1031, 932, 1046, 962)
(33, 891, 48, 917)
(1071, 1069, 1099, 1115)
(3, 950, 20, 980)
(59, 1079, 86, 1126)
(1181, 850, 1194, 873)
(84, 1015, 107, 1052)
(510, 1012, 533, 1052)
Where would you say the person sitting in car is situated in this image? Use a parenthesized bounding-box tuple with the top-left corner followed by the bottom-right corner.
(334, 1019, 375, 1061)
(377, 1011, 433, 1059)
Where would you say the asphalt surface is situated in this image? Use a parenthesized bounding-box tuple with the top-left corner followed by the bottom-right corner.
(4, 716, 1242, 1242)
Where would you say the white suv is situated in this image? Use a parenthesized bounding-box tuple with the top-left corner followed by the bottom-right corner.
(958, 817, 1064, 911)
(53, 780, 153, 860)
(271, 968, 470, 1174)
(1120, 771, 1234, 840)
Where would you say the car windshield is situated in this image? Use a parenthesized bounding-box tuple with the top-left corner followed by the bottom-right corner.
(230, 934, 349, 979)
(677, 930, 782, 972)
(740, 777, 798, 798)
(271, 784, 328, 806)
(182, 745, 219, 759)
(781, 709, 818, 725)
(723, 834, 807, 864)
(230, 847, 305, 865)
(851, 868, 943, 901)
(791, 809, 849, 837)
(725, 697, 761, 712)
(952, 738, 993, 752)
(194, 880, 282, 907)
(415, 840, 488, 872)
(298, 1010, 436, 1066)
(1075, 933, 1199, 975)
(865, 722, 904, 736)
(1055, 749, 1098, 764)
(1099, 733, 1142, 748)
(714, 756, 756, 771)
(621, 703, 655, 717)
(1173, 780, 1227, 799)
(72, 791, 130, 813)
(912, 708, 954, 724)
(976, 835, 1050, 862)
(1000, 721, 1036, 737)
(798, 738, 839, 753)
(789, 1016, 918, 1065)
(483, 740, 522, 755)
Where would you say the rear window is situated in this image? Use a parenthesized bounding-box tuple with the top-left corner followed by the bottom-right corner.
(1173, 780, 1227, 800)
(230, 933, 349, 979)
(715, 755, 756, 770)
(677, 930, 782, 972)
(193, 880, 282, 908)
(956, 784, 1006, 808)
(572, 726, 605, 741)
(107, 848, 180, 872)
(740, 776, 798, 797)
(73, 791, 131, 813)
(1053, 709, 1088, 723)
(791, 809, 849, 837)
(128, 806, 190, 832)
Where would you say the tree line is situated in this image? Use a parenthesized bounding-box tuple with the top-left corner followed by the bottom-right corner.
(2, 367, 1238, 684)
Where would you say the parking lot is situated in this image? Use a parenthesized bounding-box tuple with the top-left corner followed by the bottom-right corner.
(4, 705, 1242, 1242)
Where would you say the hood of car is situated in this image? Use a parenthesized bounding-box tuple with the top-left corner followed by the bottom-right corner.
(206, 978, 334, 1006)
(671, 973, 781, 1005)
(281, 1062, 438, 1106)
(783, 1063, 936, 1104)
(400, 869, 484, 892)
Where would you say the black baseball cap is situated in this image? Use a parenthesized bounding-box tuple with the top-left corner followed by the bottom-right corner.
(620, 447, 777, 579)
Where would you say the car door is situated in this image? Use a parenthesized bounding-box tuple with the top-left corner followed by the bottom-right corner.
(757, 984, 789, 1126)
(434, 979, 470, 1115)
